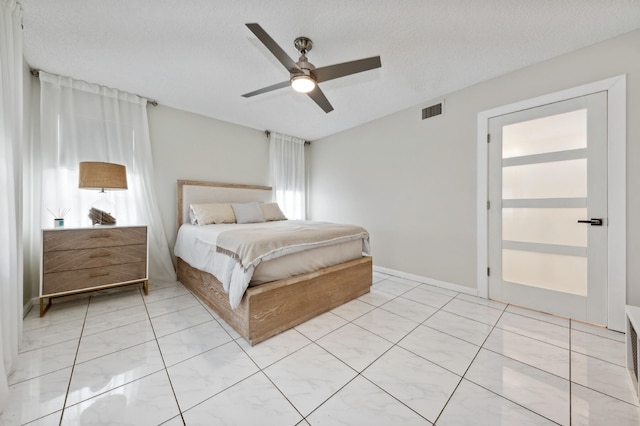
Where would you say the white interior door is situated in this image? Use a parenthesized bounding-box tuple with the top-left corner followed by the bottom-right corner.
(488, 92, 608, 325)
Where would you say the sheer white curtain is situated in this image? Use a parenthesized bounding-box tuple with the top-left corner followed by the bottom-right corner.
(38, 72, 175, 282)
(0, 0, 23, 413)
(269, 132, 306, 220)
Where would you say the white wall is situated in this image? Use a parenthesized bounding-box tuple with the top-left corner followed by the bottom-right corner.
(147, 105, 270, 252)
(309, 29, 640, 304)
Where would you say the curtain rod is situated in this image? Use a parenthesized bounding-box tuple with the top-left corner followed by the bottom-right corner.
(265, 130, 311, 145)
(29, 69, 158, 106)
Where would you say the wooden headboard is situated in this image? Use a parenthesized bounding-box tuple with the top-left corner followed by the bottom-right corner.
(176, 180, 273, 230)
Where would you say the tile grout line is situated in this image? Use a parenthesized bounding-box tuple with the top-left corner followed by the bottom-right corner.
(141, 285, 188, 426)
(566, 319, 637, 408)
(301, 316, 433, 423)
(570, 325, 625, 343)
(275, 313, 426, 421)
(459, 377, 563, 426)
(259, 365, 308, 422)
(570, 380, 640, 408)
(569, 319, 573, 426)
(477, 345, 571, 382)
(505, 304, 625, 344)
(328, 291, 489, 423)
(20, 287, 155, 424)
(495, 304, 570, 425)
(295, 342, 362, 422)
(175, 286, 309, 422)
(304, 286, 484, 425)
(57, 292, 93, 426)
(410, 293, 476, 425)
(58, 289, 163, 406)
(247, 288, 447, 423)
(232, 327, 311, 421)
(385, 292, 510, 423)
(491, 324, 570, 351)
(431, 302, 506, 425)
(430, 300, 584, 384)
(435, 305, 563, 425)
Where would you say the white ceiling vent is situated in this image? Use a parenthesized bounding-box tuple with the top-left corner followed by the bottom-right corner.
(422, 101, 444, 120)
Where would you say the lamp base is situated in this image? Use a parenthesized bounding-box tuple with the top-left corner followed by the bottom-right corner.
(88, 207, 116, 225)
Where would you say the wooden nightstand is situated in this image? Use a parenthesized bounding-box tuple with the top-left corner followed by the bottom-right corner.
(40, 225, 149, 316)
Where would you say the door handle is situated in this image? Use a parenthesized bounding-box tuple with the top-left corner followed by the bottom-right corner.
(577, 218, 603, 226)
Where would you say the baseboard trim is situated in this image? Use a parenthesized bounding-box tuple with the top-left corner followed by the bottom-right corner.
(373, 265, 477, 296)
(23, 297, 37, 318)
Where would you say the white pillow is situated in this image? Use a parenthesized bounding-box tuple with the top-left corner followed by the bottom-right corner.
(189, 203, 236, 225)
(260, 203, 287, 221)
(231, 202, 265, 224)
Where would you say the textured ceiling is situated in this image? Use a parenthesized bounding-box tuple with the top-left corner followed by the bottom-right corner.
(19, 0, 640, 140)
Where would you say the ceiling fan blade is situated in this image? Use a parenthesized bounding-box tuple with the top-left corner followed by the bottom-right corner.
(313, 56, 381, 83)
(246, 23, 300, 74)
(307, 86, 334, 113)
(242, 81, 290, 98)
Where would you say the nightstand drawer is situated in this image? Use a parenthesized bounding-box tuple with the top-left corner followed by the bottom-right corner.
(43, 244, 147, 274)
(43, 262, 147, 295)
(43, 226, 147, 251)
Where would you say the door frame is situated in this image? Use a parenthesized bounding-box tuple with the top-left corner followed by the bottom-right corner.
(476, 75, 626, 331)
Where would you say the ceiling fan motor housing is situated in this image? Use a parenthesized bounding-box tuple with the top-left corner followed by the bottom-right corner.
(294, 37, 313, 55)
(293, 60, 315, 78)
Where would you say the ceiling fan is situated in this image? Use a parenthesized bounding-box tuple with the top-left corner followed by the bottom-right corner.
(242, 23, 382, 113)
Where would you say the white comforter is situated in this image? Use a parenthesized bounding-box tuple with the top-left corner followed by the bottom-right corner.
(174, 221, 370, 308)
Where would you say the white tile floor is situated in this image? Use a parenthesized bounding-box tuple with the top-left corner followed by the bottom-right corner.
(2, 272, 639, 425)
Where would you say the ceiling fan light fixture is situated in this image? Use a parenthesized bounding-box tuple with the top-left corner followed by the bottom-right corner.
(291, 75, 316, 93)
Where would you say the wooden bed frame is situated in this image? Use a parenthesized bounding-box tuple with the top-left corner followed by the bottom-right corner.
(175, 180, 372, 345)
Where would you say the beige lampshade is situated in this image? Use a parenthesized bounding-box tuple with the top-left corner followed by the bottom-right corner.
(78, 162, 128, 191)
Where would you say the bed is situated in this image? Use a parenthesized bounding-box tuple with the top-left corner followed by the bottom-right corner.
(175, 180, 373, 345)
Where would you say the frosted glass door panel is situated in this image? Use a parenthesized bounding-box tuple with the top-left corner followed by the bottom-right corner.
(502, 208, 587, 246)
(502, 109, 587, 158)
(502, 249, 587, 296)
(502, 159, 586, 199)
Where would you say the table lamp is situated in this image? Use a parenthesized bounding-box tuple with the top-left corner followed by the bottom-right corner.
(78, 161, 128, 225)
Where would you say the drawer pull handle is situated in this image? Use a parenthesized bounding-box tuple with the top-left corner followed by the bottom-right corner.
(89, 272, 110, 278)
(90, 253, 111, 258)
(90, 234, 111, 239)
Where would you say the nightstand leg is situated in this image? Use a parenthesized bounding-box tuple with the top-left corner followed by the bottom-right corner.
(39, 297, 52, 317)
(143, 280, 149, 295)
